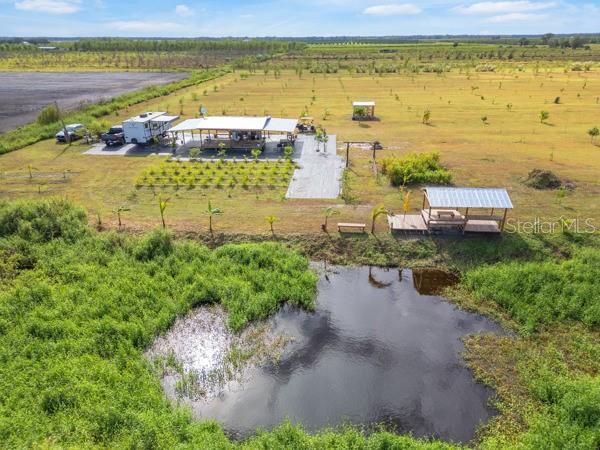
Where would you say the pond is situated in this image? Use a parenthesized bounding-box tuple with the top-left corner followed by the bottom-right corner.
(150, 266, 504, 444)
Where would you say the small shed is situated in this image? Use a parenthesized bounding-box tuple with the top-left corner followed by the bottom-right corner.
(352, 101, 376, 121)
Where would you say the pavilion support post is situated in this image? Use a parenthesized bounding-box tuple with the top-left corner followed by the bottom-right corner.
(428, 204, 432, 228)
(422, 193, 426, 209)
(346, 142, 350, 168)
(501, 208, 508, 232)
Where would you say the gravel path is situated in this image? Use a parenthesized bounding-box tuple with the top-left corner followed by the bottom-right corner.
(286, 135, 344, 199)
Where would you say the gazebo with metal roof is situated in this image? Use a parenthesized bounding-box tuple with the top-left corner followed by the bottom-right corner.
(352, 101, 376, 121)
(168, 116, 298, 150)
(388, 187, 513, 234)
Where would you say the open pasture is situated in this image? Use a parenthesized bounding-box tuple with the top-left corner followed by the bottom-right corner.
(1, 66, 600, 233)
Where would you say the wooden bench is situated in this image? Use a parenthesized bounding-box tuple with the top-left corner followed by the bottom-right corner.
(337, 222, 366, 233)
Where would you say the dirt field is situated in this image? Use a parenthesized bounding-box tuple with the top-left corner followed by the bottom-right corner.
(1, 68, 599, 235)
(0, 71, 187, 132)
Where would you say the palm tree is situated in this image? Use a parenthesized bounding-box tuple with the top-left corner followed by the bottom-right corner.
(114, 205, 130, 228)
(370, 204, 388, 234)
(27, 164, 38, 180)
(265, 215, 277, 235)
(323, 207, 340, 231)
(205, 200, 222, 235)
(158, 196, 170, 229)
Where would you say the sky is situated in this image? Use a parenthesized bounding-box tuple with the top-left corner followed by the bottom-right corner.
(0, 0, 599, 37)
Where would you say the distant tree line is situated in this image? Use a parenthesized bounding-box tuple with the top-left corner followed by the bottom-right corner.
(57, 38, 306, 53)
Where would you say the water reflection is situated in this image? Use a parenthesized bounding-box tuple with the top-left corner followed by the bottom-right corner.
(162, 266, 503, 444)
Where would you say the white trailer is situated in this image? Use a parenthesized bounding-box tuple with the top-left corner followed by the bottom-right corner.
(122, 112, 179, 145)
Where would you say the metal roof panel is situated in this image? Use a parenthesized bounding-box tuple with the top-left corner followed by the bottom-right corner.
(425, 187, 513, 209)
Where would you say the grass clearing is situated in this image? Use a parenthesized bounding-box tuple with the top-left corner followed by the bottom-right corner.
(2, 67, 600, 233)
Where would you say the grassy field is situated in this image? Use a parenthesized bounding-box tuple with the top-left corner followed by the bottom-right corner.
(1, 66, 600, 234)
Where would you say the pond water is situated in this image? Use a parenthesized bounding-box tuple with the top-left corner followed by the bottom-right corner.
(155, 266, 504, 444)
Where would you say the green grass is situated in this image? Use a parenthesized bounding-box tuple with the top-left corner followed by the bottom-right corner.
(0, 198, 461, 449)
(465, 246, 600, 332)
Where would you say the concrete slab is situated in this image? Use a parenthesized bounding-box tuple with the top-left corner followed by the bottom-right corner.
(84, 143, 138, 156)
(286, 135, 344, 200)
(83, 143, 172, 157)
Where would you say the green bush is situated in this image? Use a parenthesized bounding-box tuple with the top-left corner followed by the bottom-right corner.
(36, 104, 61, 125)
(381, 152, 452, 186)
(0, 198, 88, 243)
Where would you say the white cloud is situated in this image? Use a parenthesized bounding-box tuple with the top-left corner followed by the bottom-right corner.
(363, 3, 422, 16)
(14, 0, 81, 14)
(455, 1, 555, 15)
(108, 20, 184, 32)
(175, 4, 193, 17)
(484, 12, 547, 22)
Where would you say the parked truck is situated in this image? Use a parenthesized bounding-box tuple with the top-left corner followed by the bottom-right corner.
(100, 125, 125, 146)
(122, 112, 179, 145)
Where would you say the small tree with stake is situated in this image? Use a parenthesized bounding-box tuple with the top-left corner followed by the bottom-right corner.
(539, 110, 550, 124)
(205, 200, 222, 236)
(370, 204, 388, 234)
(251, 148, 262, 163)
(114, 205, 130, 229)
(588, 126, 599, 144)
(283, 145, 294, 161)
(265, 215, 277, 236)
(422, 109, 431, 125)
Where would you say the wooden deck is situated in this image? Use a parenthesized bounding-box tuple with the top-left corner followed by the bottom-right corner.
(388, 213, 502, 234)
(388, 214, 428, 233)
(463, 220, 501, 234)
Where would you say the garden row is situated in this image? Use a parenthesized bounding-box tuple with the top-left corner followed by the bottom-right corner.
(135, 159, 297, 190)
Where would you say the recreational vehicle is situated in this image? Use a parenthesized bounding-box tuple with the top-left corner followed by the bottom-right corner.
(122, 112, 179, 145)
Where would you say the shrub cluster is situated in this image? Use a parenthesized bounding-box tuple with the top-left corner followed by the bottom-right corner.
(381, 152, 452, 186)
(465, 248, 600, 331)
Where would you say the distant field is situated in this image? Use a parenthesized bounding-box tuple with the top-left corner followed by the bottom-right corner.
(0, 72, 187, 133)
(1, 67, 599, 234)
